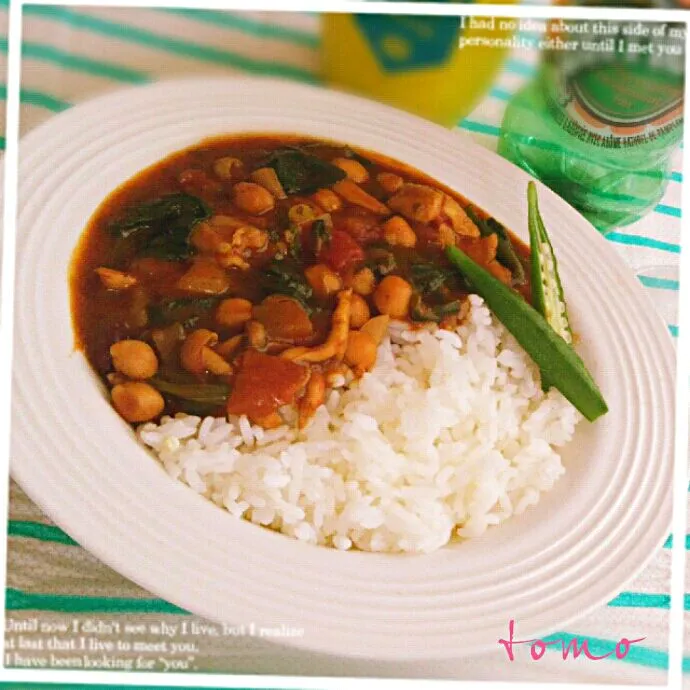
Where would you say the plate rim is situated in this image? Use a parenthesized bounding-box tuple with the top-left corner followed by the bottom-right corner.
(10, 76, 676, 661)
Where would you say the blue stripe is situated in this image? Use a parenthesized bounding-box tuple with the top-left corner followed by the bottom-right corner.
(605, 233, 681, 254)
(608, 592, 671, 609)
(160, 8, 320, 49)
(506, 58, 537, 77)
(638, 275, 680, 290)
(655, 203, 682, 218)
(0, 83, 71, 112)
(17, 38, 150, 83)
(20, 88, 71, 112)
(23, 6, 318, 83)
(669, 325, 679, 337)
(489, 86, 513, 101)
(664, 534, 690, 548)
(459, 120, 501, 137)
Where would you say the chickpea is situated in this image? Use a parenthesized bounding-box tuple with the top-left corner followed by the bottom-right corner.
(232, 182, 275, 215)
(373, 276, 412, 319)
(332, 157, 369, 183)
(311, 188, 342, 213)
(344, 330, 377, 373)
(246, 320, 267, 349)
(213, 156, 243, 182)
(382, 216, 417, 248)
(203, 349, 233, 376)
(305, 264, 342, 300)
(349, 294, 370, 328)
(377, 172, 403, 195)
(110, 340, 158, 380)
(351, 267, 376, 296)
(180, 329, 219, 375)
(111, 382, 164, 423)
(216, 298, 253, 329)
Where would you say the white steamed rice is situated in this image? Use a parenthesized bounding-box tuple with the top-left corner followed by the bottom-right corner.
(138, 294, 581, 554)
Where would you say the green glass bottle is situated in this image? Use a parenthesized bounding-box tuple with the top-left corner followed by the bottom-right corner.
(498, 18, 684, 232)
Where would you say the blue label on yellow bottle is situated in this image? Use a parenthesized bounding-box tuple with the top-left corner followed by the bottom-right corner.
(353, 15, 463, 72)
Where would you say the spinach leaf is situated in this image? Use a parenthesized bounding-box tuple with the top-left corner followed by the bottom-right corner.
(148, 296, 221, 327)
(149, 377, 229, 406)
(260, 260, 313, 310)
(364, 247, 396, 279)
(409, 262, 454, 294)
(312, 218, 332, 244)
(410, 295, 462, 323)
(108, 193, 211, 261)
(263, 148, 346, 195)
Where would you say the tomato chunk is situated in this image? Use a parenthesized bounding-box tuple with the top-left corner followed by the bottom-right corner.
(319, 230, 364, 273)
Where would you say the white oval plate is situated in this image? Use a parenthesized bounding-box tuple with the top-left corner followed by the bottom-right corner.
(11, 77, 675, 661)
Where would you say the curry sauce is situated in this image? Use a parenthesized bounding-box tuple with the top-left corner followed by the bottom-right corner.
(70, 134, 532, 428)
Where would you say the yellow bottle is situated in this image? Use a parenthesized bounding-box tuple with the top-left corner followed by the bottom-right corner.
(321, 8, 517, 128)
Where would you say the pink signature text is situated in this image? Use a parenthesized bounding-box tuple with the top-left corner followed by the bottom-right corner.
(499, 620, 645, 661)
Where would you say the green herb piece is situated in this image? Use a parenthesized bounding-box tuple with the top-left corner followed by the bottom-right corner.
(365, 247, 397, 278)
(446, 245, 608, 422)
(149, 377, 229, 406)
(409, 262, 454, 294)
(410, 294, 462, 322)
(148, 296, 220, 328)
(435, 300, 462, 317)
(466, 207, 526, 287)
(311, 217, 333, 255)
(284, 228, 302, 259)
(260, 261, 313, 310)
(264, 148, 346, 195)
(312, 218, 332, 243)
(108, 193, 210, 262)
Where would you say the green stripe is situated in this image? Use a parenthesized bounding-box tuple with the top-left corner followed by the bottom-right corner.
(8, 520, 78, 545)
(506, 58, 537, 77)
(543, 631, 668, 670)
(3, 586, 678, 671)
(669, 324, 679, 337)
(23, 6, 318, 84)
(489, 86, 513, 101)
(17, 38, 150, 83)
(608, 592, 671, 609)
(638, 275, 680, 290)
(0, 83, 71, 112)
(161, 8, 320, 49)
(0, 136, 5, 150)
(605, 232, 681, 254)
(6, 588, 188, 614)
(459, 119, 501, 137)
(20, 88, 71, 112)
(664, 534, 690, 548)
(655, 203, 682, 218)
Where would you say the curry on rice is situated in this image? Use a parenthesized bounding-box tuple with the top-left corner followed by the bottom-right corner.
(71, 135, 531, 431)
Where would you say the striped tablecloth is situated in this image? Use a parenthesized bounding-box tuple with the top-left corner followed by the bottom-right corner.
(2, 5, 686, 684)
